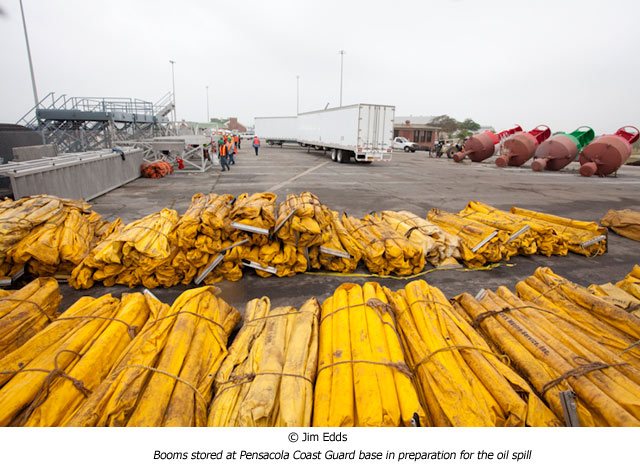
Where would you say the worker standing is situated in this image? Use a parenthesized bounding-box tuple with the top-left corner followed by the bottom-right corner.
(235, 133, 241, 150)
(253, 135, 261, 156)
(226, 137, 236, 165)
(218, 137, 230, 172)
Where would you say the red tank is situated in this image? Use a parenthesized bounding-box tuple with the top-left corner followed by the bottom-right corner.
(579, 126, 639, 177)
(453, 125, 522, 163)
(495, 125, 551, 167)
(531, 126, 594, 172)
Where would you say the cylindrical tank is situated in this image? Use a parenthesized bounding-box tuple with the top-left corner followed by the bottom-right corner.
(453, 125, 522, 163)
(531, 126, 595, 172)
(579, 126, 639, 177)
(495, 125, 551, 167)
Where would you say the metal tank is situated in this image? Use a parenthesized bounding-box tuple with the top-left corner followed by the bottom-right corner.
(531, 126, 594, 172)
(453, 125, 522, 163)
(495, 125, 551, 167)
(579, 126, 639, 177)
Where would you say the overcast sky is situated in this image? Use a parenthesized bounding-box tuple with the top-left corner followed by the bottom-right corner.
(1, 0, 638, 133)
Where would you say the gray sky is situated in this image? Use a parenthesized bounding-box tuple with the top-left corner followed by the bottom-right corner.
(1, 0, 638, 133)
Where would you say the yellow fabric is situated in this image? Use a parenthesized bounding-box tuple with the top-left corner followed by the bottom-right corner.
(601, 209, 640, 241)
(209, 297, 319, 426)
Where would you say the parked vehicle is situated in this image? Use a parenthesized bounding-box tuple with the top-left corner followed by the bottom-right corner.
(254, 116, 297, 145)
(392, 136, 417, 152)
(297, 104, 395, 163)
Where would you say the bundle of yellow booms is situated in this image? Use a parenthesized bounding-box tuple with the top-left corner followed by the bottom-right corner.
(385, 280, 560, 426)
(66, 287, 239, 426)
(0, 292, 147, 426)
(70, 209, 180, 289)
(171, 193, 239, 284)
(0, 278, 62, 359)
(342, 215, 425, 275)
(209, 297, 319, 426)
(428, 208, 508, 267)
(0, 195, 118, 278)
(510, 207, 607, 257)
(454, 267, 640, 426)
(375, 210, 460, 266)
(314, 282, 426, 426)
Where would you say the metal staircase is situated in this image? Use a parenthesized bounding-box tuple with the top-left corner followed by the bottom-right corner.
(15, 92, 175, 153)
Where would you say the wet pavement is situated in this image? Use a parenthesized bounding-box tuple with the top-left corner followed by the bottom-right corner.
(64, 143, 640, 313)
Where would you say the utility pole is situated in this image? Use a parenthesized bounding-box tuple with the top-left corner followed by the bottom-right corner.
(296, 75, 300, 114)
(169, 60, 176, 131)
(206, 85, 210, 122)
(338, 50, 345, 107)
(19, 0, 39, 109)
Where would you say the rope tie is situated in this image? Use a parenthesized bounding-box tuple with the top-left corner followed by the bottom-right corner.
(0, 297, 54, 322)
(215, 371, 314, 397)
(541, 357, 628, 395)
(245, 308, 319, 325)
(5, 350, 92, 424)
(54, 315, 138, 339)
(413, 345, 510, 371)
(113, 364, 209, 408)
(317, 359, 413, 379)
(621, 339, 640, 354)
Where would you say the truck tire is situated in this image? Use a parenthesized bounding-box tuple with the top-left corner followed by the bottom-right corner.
(404, 146, 411, 152)
(267, 140, 274, 146)
(337, 150, 348, 163)
(331, 149, 337, 162)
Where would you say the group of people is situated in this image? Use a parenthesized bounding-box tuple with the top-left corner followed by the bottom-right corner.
(210, 133, 262, 172)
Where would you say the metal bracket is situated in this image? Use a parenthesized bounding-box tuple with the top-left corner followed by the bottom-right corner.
(507, 225, 530, 243)
(580, 235, 606, 248)
(272, 208, 298, 237)
(143, 288, 161, 302)
(559, 390, 581, 427)
(231, 222, 270, 236)
(242, 259, 277, 275)
(319, 246, 351, 259)
(471, 230, 498, 253)
(194, 254, 225, 285)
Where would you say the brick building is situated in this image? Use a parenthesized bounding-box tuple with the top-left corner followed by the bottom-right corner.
(226, 117, 247, 133)
(393, 116, 441, 150)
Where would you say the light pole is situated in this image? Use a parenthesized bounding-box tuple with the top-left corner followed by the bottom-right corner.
(296, 75, 300, 114)
(19, 0, 39, 109)
(206, 85, 210, 122)
(169, 60, 176, 131)
(338, 50, 345, 107)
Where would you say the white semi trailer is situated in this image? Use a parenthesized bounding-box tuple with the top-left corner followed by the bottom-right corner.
(254, 116, 298, 146)
(297, 104, 395, 163)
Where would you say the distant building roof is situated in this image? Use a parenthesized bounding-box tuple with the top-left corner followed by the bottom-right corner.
(394, 115, 438, 125)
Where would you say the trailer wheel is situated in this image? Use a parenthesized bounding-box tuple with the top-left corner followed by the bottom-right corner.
(337, 150, 348, 163)
(331, 149, 338, 162)
(267, 140, 274, 146)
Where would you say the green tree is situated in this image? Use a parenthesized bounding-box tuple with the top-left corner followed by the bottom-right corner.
(458, 118, 481, 132)
(431, 115, 459, 134)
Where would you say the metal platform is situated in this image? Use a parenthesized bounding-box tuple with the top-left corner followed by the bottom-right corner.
(15, 92, 175, 154)
(120, 135, 214, 172)
(0, 147, 144, 200)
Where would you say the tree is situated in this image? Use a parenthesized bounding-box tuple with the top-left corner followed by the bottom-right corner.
(431, 115, 459, 134)
(458, 118, 481, 132)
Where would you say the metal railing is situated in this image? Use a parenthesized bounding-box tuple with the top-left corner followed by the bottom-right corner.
(16, 92, 174, 128)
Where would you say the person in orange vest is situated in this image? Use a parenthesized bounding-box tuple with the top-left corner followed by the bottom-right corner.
(226, 137, 235, 165)
(218, 136, 230, 171)
(234, 133, 241, 150)
(252, 135, 261, 156)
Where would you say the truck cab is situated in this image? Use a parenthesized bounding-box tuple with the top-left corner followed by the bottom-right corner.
(392, 137, 417, 152)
